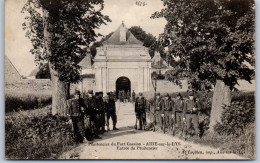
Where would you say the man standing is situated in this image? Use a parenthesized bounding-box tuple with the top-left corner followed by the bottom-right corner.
(105, 92, 119, 131)
(68, 90, 87, 143)
(183, 91, 201, 137)
(92, 92, 102, 139)
(162, 93, 174, 133)
(83, 90, 95, 141)
(132, 90, 136, 103)
(135, 93, 147, 130)
(127, 90, 131, 102)
(118, 90, 123, 102)
(85, 90, 101, 139)
(154, 93, 163, 130)
(97, 92, 106, 134)
(174, 93, 184, 135)
(112, 90, 117, 102)
(122, 90, 126, 103)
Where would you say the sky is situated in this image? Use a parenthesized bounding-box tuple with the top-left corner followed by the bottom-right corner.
(5, 0, 166, 76)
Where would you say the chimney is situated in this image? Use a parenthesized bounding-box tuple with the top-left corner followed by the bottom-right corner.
(120, 21, 126, 42)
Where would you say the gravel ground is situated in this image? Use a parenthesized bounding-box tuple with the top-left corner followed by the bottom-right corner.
(59, 102, 246, 160)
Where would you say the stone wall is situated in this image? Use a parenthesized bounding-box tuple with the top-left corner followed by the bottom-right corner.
(71, 78, 96, 94)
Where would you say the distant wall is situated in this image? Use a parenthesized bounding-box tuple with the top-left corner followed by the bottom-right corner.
(5, 79, 51, 91)
(71, 78, 96, 94)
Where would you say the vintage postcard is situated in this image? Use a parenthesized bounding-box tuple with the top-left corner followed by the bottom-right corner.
(5, 0, 255, 160)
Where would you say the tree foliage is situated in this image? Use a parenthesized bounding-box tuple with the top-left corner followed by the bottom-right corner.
(152, 0, 255, 91)
(90, 32, 114, 58)
(36, 63, 51, 79)
(22, 0, 111, 84)
(128, 26, 157, 58)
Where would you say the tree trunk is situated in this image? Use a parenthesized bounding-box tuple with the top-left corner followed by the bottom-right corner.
(50, 66, 70, 116)
(209, 80, 231, 131)
(43, 8, 70, 116)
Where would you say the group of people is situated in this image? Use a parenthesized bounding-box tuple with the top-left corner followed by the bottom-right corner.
(133, 91, 202, 138)
(67, 90, 118, 143)
(68, 89, 201, 143)
(151, 91, 202, 137)
(118, 90, 136, 103)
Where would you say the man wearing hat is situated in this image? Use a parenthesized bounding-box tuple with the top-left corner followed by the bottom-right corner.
(183, 91, 201, 137)
(162, 93, 174, 134)
(68, 90, 88, 143)
(127, 90, 131, 102)
(132, 90, 136, 103)
(103, 92, 109, 131)
(100, 92, 106, 133)
(95, 92, 105, 135)
(86, 91, 102, 139)
(122, 90, 126, 103)
(82, 90, 96, 141)
(174, 93, 184, 135)
(105, 92, 119, 131)
(118, 90, 123, 102)
(154, 93, 163, 130)
(134, 92, 147, 130)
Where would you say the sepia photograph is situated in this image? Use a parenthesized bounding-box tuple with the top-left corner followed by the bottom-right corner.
(5, 0, 255, 160)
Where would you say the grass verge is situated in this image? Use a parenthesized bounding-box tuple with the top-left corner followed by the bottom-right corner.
(5, 106, 77, 159)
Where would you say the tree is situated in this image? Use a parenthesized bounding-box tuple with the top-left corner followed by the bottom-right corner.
(36, 63, 51, 79)
(152, 0, 254, 130)
(129, 26, 157, 58)
(90, 32, 113, 58)
(22, 0, 110, 115)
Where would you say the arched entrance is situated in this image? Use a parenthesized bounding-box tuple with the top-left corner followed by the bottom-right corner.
(116, 76, 131, 98)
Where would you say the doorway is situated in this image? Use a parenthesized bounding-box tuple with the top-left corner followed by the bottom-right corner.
(116, 76, 131, 98)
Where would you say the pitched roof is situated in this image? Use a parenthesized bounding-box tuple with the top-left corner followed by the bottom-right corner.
(151, 52, 169, 69)
(103, 23, 143, 45)
(5, 56, 22, 80)
(78, 54, 92, 68)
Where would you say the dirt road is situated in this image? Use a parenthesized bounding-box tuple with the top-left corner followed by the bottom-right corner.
(59, 102, 245, 160)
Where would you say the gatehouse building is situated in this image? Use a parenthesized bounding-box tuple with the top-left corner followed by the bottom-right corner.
(93, 22, 152, 95)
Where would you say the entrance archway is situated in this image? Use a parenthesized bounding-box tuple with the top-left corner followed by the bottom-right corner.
(116, 76, 131, 98)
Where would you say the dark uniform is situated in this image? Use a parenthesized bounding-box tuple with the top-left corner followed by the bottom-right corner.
(122, 91, 126, 103)
(174, 93, 184, 131)
(154, 93, 163, 129)
(135, 93, 147, 130)
(95, 92, 105, 134)
(127, 90, 131, 102)
(83, 90, 95, 141)
(132, 90, 136, 102)
(105, 93, 118, 130)
(100, 92, 106, 133)
(68, 90, 86, 143)
(112, 91, 117, 101)
(162, 94, 174, 132)
(118, 90, 123, 102)
(183, 92, 201, 136)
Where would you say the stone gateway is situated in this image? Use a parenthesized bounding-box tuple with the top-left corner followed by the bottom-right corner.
(94, 22, 151, 95)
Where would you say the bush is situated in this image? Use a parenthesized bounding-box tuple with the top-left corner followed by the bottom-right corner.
(5, 114, 76, 159)
(214, 99, 255, 137)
